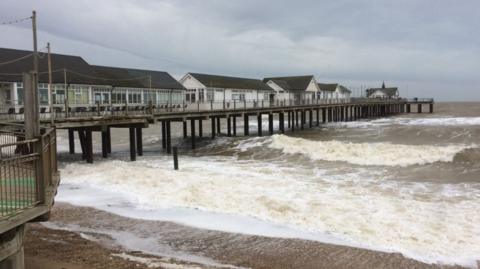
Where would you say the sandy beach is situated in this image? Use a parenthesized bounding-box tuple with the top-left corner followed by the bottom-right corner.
(23, 203, 469, 269)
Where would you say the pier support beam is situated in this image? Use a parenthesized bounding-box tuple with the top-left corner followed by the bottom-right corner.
(418, 104, 422, 113)
(407, 104, 411, 113)
(106, 127, 111, 154)
(101, 130, 108, 158)
(78, 130, 86, 160)
(227, 116, 232, 137)
(85, 129, 93, 164)
(136, 127, 143, 156)
(68, 129, 75, 154)
(183, 121, 187, 139)
(233, 116, 237, 136)
(429, 103, 433, 113)
(269, 113, 274, 134)
(279, 112, 285, 134)
(316, 109, 320, 126)
(129, 127, 136, 161)
(216, 117, 221, 134)
(257, 114, 263, 136)
(322, 108, 326, 123)
(166, 121, 171, 154)
(244, 115, 249, 136)
(211, 117, 216, 138)
(199, 119, 203, 137)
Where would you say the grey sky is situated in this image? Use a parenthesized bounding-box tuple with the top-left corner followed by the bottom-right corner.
(1, 0, 479, 101)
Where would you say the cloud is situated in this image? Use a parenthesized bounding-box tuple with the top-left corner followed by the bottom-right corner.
(0, 0, 479, 101)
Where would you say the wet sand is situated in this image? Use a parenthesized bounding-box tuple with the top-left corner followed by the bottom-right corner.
(24, 203, 470, 269)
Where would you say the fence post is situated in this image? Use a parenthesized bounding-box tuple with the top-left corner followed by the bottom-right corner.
(35, 136, 46, 204)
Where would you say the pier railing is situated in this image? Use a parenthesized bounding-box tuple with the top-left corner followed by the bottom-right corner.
(0, 123, 58, 219)
(0, 97, 433, 121)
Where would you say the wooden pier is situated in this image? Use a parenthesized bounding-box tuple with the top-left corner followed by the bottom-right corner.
(33, 98, 434, 163)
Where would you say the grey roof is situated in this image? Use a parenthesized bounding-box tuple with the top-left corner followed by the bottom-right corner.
(317, 83, 338, 92)
(188, 73, 273, 91)
(338, 85, 351, 94)
(92, 65, 184, 90)
(366, 87, 398, 97)
(0, 48, 184, 90)
(263, 75, 314, 91)
(0, 47, 98, 85)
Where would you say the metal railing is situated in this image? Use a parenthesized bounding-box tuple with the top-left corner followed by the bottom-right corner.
(0, 124, 57, 219)
(0, 97, 431, 120)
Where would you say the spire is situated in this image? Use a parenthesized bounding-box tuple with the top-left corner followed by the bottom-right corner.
(382, 81, 386, 89)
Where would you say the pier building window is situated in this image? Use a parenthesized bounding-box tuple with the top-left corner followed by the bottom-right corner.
(143, 90, 157, 105)
(16, 83, 24, 105)
(198, 89, 205, 101)
(39, 83, 49, 105)
(128, 91, 142, 104)
(207, 89, 214, 101)
(112, 92, 127, 104)
(68, 85, 89, 105)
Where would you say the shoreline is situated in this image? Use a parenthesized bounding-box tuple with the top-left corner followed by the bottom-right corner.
(24, 202, 470, 269)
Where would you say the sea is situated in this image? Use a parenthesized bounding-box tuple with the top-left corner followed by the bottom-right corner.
(53, 102, 480, 268)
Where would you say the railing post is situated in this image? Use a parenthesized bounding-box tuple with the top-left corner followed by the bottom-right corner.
(35, 136, 46, 204)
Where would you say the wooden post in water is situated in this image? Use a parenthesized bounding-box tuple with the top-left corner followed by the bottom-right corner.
(78, 130, 86, 160)
(216, 117, 221, 134)
(85, 129, 93, 164)
(198, 119, 203, 137)
(173, 147, 178, 170)
(257, 114, 263, 136)
(244, 114, 249, 136)
(101, 129, 108, 158)
(429, 103, 433, 113)
(129, 127, 136, 161)
(68, 129, 75, 154)
(136, 127, 143, 156)
(183, 121, 187, 139)
(322, 108, 326, 123)
(227, 116, 232, 137)
(211, 117, 216, 138)
(166, 121, 171, 154)
(233, 116, 237, 136)
(279, 112, 285, 134)
(418, 104, 422, 113)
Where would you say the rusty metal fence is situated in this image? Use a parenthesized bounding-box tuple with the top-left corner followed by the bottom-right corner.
(0, 123, 57, 219)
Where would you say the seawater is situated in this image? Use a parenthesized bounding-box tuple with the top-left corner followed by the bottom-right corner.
(55, 102, 480, 268)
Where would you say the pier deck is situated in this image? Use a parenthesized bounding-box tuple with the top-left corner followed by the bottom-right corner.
(2, 98, 434, 164)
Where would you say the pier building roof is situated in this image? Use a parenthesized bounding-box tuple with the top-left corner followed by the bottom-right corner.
(263, 75, 315, 91)
(186, 73, 273, 91)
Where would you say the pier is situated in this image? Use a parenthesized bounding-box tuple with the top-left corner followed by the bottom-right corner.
(4, 98, 434, 163)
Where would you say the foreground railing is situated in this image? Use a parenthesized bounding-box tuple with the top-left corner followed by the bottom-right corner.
(0, 124, 57, 219)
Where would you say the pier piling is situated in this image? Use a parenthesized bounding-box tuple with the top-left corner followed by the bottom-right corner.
(173, 147, 178, 170)
(190, 119, 196, 149)
(244, 114, 249, 136)
(101, 130, 108, 158)
(257, 114, 263, 136)
(85, 129, 93, 164)
(136, 127, 143, 156)
(68, 129, 75, 154)
(211, 117, 216, 138)
(233, 116, 237, 136)
(268, 113, 274, 134)
(129, 127, 136, 161)
(166, 121, 171, 154)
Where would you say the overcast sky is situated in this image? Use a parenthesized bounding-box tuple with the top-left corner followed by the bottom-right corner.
(1, 0, 479, 101)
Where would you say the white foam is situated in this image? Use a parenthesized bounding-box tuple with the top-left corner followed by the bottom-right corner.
(266, 135, 474, 167)
(57, 156, 480, 268)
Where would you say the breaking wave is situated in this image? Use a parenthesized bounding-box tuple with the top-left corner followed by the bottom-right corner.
(267, 135, 474, 167)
